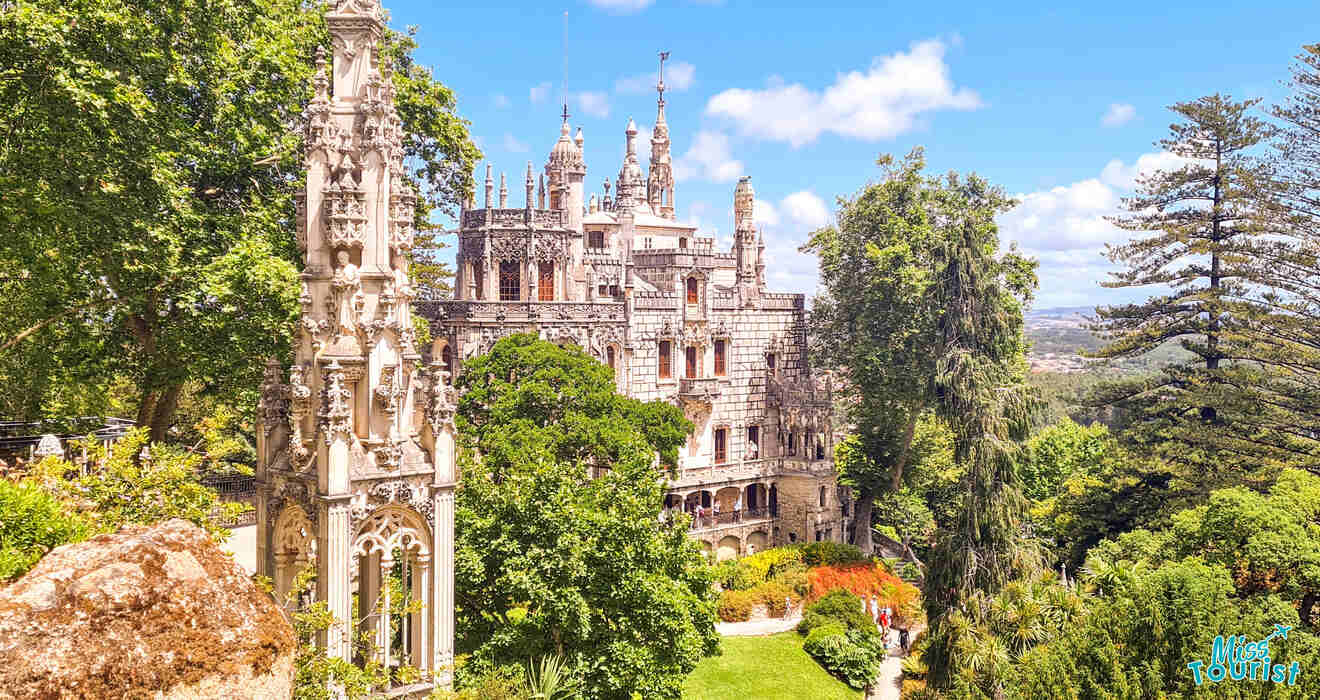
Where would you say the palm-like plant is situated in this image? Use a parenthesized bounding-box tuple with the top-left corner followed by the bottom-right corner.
(523, 654, 581, 700)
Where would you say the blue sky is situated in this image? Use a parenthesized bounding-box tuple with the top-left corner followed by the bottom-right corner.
(386, 0, 1316, 309)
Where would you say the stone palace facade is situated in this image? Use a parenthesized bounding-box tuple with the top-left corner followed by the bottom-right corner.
(418, 60, 850, 560)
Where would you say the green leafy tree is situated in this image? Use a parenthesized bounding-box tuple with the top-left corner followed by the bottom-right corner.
(452, 334, 718, 700)
(0, 0, 479, 439)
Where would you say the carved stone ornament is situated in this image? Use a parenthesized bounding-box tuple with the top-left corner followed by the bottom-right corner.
(389, 173, 418, 255)
(294, 190, 308, 252)
(422, 361, 456, 436)
(259, 359, 287, 436)
(682, 322, 711, 348)
(287, 363, 314, 460)
(489, 235, 527, 262)
(319, 360, 354, 445)
(323, 185, 367, 251)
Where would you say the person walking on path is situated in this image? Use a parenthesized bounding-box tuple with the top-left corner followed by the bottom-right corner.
(899, 627, 910, 654)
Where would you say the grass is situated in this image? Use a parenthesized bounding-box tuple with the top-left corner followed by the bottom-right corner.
(683, 632, 864, 700)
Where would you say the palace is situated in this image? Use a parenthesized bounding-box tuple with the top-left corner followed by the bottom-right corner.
(418, 58, 850, 560)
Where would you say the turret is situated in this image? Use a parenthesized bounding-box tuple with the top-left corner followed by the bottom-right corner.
(733, 177, 760, 306)
(615, 118, 646, 214)
(545, 106, 585, 232)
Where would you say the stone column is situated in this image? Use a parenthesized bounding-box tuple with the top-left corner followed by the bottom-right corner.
(431, 487, 456, 686)
(319, 496, 355, 662)
(378, 553, 393, 669)
(414, 554, 431, 670)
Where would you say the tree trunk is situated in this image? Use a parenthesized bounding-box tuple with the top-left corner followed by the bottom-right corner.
(889, 405, 924, 491)
(853, 488, 875, 555)
(148, 382, 184, 444)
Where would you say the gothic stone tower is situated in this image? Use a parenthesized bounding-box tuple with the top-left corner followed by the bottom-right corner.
(255, 0, 457, 691)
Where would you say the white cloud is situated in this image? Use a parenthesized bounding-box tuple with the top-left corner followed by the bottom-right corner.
(705, 39, 980, 147)
(529, 82, 552, 104)
(493, 93, 511, 109)
(781, 191, 830, 230)
(1099, 151, 1190, 189)
(674, 130, 744, 183)
(997, 152, 1192, 308)
(754, 199, 779, 227)
(576, 91, 611, 118)
(587, 0, 654, 11)
(615, 61, 697, 94)
(503, 133, 528, 153)
(1101, 103, 1136, 127)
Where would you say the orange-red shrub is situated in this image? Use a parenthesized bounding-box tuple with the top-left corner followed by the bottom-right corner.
(807, 563, 922, 624)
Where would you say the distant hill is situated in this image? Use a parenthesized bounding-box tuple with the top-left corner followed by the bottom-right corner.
(1025, 306, 1193, 373)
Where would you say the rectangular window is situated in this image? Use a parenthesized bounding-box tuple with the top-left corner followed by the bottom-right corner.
(686, 346, 697, 378)
(606, 346, 616, 369)
(747, 426, 759, 459)
(714, 428, 727, 464)
(609, 285, 619, 297)
(589, 230, 605, 248)
(714, 340, 726, 376)
(787, 432, 796, 456)
(766, 353, 776, 376)
(538, 262, 554, 301)
(686, 277, 698, 304)
(598, 284, 608, 297)
(658, 341, 672, 379)
(499, 261, 520, 301)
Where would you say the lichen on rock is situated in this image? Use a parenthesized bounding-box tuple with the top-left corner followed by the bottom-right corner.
(0, 519, 295, 699)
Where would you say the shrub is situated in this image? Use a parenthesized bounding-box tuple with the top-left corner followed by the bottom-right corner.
(803, 622, 847, 652)
(798, 541, 867, 567)
(717, 589, 757, 622)
(803, 627, 884, 689)
(711, 559, 740, 590)
(0, 478, 91, 580)
(807, 561, 922, 621)
(754, 581, 800, 617)
(773, 563, 810, 598)
(796, 589, 875, 636)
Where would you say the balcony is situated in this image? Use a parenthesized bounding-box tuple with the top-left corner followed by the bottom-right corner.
(686, 506, 773, 531)
(677, 377, 721, 404)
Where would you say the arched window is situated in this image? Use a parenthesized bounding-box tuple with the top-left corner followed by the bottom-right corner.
(686, 277, 698, 304)
(819, 486, 827, 507)
(499, 261, 520, 301)
(606, 346, 616, 369)
(679, 237, 687, 249)
(441, 345, 454, 383)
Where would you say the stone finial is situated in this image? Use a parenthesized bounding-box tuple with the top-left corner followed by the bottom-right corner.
(498, 172, 507, 208)
(575, 127, 584, 149)
(484, 164, 493, 208)
(537, 173, 545, 209)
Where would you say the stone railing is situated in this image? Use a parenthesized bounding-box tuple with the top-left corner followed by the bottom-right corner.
(687, 506, 773, 531)
(460, 208, 563, 230)
(670, 458, 776, 488)
(417, 300, 626, 323)
(678, 377, 720, 403)
(760, 293, 804, 311)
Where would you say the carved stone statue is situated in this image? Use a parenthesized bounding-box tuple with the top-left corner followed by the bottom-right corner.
(332, 251, 362, 335)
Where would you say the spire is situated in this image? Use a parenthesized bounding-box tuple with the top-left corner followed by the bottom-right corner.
(498, 171, 508, 208)
(649, 51, 675, 219)
(525, 161, 534, 208)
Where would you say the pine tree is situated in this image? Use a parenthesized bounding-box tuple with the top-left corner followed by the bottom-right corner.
(1089, 95, 1292, 483)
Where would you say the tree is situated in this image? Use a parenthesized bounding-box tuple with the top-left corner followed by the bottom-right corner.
(805, 149, 956, 553)
(452, 334, 718, 700)
(1088, 95, 1302, 482)
(0, 0, 479, 439)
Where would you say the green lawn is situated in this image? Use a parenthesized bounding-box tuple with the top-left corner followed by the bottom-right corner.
(683, 632, 863, 700)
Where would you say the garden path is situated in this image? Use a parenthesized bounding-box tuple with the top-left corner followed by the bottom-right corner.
(714, 611, 802, 636)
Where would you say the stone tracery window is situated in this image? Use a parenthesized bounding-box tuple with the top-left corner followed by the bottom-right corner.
(272, 504, 316, 604)
(499, 261, 520, 301)
(352, 506, 433, 678)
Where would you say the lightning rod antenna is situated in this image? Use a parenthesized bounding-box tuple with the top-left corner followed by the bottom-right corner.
(562, 11, 569, 120)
